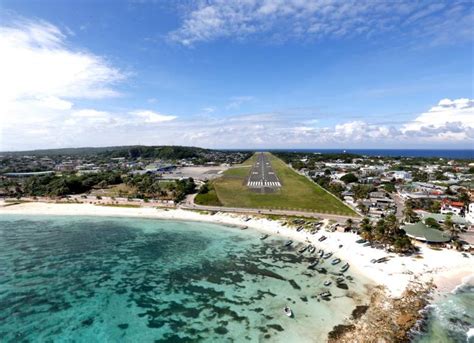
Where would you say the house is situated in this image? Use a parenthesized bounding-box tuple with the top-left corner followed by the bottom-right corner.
(440, 199, 464, 216)
(402, 222, 451, 244)
(465, 203, 474, 225)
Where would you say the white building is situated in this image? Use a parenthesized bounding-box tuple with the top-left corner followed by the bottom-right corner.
(466, 203, 474, 225)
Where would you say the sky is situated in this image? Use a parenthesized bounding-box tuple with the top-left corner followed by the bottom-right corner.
(0, 0, 473, 151)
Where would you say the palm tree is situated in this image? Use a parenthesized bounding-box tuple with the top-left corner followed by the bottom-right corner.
(402, 202, 418, 223)
(444, 215, 458, 239)
(346, 218, 354, 229)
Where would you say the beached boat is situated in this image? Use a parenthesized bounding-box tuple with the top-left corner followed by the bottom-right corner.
(323, 252, 332, 259)
(316, 267, 326, 273)
(240, 226, 248, 230)
(296, 226, 304, 232)
(346, 275, 353, 281)
(260, 234, 269, 240)
(356, 239, 366, 244)
(284, 240, 293, 247)
(318, 236, 327, 242)
(323, 280, 332, 286)
(284, 306, 293, 317)
(298, 245, 308, 253)
(318, 249, 324, 257)
(308, 259, 319, 269)
(340, 263, 350, 272)
(319, 291, 331, 298)
(308, 246, 316, 254)
(336, 277, 345, 284)
(331, 258, 341, 265)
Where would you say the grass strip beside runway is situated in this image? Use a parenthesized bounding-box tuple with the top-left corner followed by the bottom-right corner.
(207, 153, 357, 216)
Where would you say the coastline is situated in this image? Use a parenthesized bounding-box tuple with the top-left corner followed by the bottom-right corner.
(1, 201, 473, 339)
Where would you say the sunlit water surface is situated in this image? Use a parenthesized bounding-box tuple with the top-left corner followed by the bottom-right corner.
(0, 215, 373, 342)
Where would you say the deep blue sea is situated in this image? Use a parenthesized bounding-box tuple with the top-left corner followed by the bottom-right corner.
(232, 149, 474, 159)
(0, 215, 372, 342)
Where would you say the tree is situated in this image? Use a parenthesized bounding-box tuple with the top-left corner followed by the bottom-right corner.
(383, 183, 396, 193)
(346, 218, 354, 228)
(443, 215, 458, 239)
(357, 203, 368, 215)
(341, 173, 358, 184)
(403, 201, 419, 223)
(424, 217, 441, 229)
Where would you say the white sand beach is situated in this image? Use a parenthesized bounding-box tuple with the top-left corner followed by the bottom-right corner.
(1, 201, 472, 298)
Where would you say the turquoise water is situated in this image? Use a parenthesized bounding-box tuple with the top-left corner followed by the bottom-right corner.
(0, 215, 372, 342)
(413, 281, 474, 343)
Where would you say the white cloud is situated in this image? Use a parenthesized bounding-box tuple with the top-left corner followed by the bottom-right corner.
(130, 110, 177, 123)
(402, 98, 474, 141)
(226, 96, 255, 109)
(169, 0, 473, 46)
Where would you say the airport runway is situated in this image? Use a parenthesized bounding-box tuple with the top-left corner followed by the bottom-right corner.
(247, 153, 281, 190)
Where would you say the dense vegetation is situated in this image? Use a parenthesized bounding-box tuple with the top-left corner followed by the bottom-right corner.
(358, 215, 414, 253)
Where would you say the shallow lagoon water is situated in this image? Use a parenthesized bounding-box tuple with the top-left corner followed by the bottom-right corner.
(0, 215, 372, 342)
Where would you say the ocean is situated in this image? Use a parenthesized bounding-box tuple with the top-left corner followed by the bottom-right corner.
(234, 149, 474, 159)
(0, 215, 373, 342)
(412, 280, 474, 343)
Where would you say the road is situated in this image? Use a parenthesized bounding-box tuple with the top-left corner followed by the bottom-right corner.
(247, 152, 281, 189)
(181, 194, 359, 222)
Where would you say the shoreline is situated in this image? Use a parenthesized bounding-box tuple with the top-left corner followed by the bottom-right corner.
(1, 201, 472, 297)
(1, 201, 473, 340)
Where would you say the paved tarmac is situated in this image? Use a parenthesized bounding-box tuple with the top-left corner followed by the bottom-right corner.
(247, 153, 281, 189)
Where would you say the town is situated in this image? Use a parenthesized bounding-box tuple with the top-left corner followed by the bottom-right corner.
(1, 146, 473, 252)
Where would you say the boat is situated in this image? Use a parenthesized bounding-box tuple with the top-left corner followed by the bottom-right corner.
(318, 249, 324, 257)
(319, 291, 331, 298)
(318, 236, 327, 242)
(336, 277, 345, 284)
(284, 306, 293, 317)
(244, 217, 251, 222)
(284, 240, 293, 247)
(298, 245, 308, 253)
(260, 234, 269, 240)
(308, 259, 319, 269)
(331, 258, 341, 265)
(340, 263, 350, 272)
(308, 246, 316, 254)
(356, 239, 366, 244)
(346, 275, 353, 281)
(296, 226, 304, 232)
(310, 229, 317, 235)
(316, 267, 326, 273)
(323, 252, 333, 259)
(324, 280, 332, 286)
(240, 226, 248, 230)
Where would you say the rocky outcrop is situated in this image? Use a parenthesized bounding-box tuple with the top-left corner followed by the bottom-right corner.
(328, 282, 434, 343)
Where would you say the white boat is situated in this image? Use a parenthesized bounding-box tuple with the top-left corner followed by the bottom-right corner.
(283, 306, 293, 317)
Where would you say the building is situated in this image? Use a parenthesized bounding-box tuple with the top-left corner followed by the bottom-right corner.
(466, 203, 474, 225)
(391, 170, 412, 181)
(440, 199, 464, 216)
(403, 222, 451, 244)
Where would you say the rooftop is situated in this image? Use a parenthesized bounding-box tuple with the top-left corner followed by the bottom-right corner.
(402, 222, 451, 243)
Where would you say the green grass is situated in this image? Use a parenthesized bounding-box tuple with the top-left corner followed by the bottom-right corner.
(96, 203, 142, 208)
(195, 187, 222, 206)
(207, 153, 357, 216)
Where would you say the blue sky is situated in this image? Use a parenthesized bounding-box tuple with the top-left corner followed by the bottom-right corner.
(0, 0, 473, 150)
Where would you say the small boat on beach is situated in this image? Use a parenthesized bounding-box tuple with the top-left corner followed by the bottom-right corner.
(260, 234, 269, 240)
(346, 275, 353, 281)
(336, 277, 345, 284)
(284, 306, 293, 317)
(308, 259, 319, 269)
(316, 267, 326, 273)
(319, 291, 331, 298)
(240, 226, 248, 230)
(298, 246, 308, 254)
(284, 240, 293, 247)
(296, 226, 304, 232)
(323, 280, 332, 286)
(323, 252, 332, 259)
(318, 236, 327, 242)
(340, 263, 350, 272)
(331, 258, 341, 265)
(308, 246, 316, 254)
(298, 245, 308, 253)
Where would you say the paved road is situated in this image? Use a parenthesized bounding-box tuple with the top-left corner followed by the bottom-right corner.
(247, 152, 281, 189)
(181, 194, 359, 222)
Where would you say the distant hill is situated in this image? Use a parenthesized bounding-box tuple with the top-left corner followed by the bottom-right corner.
(0, 145, 212, 159)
